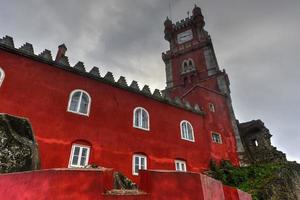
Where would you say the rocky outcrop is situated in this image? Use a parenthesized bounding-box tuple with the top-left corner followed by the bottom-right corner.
(238, 120, 286, 165)
(0, 114, 39, 173)
(259, 162, 300, 200)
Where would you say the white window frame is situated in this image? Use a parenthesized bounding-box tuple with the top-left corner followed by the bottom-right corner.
(132, 154, 147, 176)
(208, 103, 215, 112)
(180, 120, 195, 142)
(0, 67, 5, 87)
(133, 107, 150, 131)
(211, 132, 222, 144)
(175, 160, 187, 172)
(67, 89, 91, 116)
(68, 144, 90, 168)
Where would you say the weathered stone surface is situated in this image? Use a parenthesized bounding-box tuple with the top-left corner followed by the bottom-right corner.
(238, 120, 287, 165)
(0, 114, 39, 173)
(260, 162, 300, 200)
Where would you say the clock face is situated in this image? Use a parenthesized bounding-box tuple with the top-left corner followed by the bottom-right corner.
(177, 29, 193, 44)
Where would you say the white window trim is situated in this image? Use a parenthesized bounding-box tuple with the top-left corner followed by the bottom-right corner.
(67, 89, 91, 116)
(133, 107, 150, 131)
(68, 144, 90, 168)
(180, 120, 195, 142)
(211, 132, 222, 144)
(0, 67, 5, 87)
(132, 154, 147, 176)
(175, 160, 187, 172)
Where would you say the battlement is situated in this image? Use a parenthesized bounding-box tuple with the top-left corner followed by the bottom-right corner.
(173, 17, 193, 30)
(0, 35, 204, 115)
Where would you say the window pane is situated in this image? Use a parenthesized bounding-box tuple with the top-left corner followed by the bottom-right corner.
(142, 110, 148, 129)
(72, 155, 79, 165)
(187, 124, 193, 140)
(73, 147, 80, 156)
(181, 163, 185, 171)
(182, 123, 187, 139)
(80, 156, 86, 166)
(79, 93, 89, 114)
(176, 163, 180, 170)
(70, 92, 81, 111)
(134, 109, 141, 127)
(81, 148, 87, 157)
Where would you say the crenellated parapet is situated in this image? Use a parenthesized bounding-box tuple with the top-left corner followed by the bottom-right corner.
(0, 35, 205, 115)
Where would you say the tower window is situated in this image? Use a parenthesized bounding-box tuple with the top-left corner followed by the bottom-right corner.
(0, 67, 5, 87)
(69, 144, 90, 168)
(132, 154, 147, 175)
(67, 89, 91, 116)
(212, 132, 222, 144)
(133, 107, 150, 131)
(180, 120, 195, 142)
(175, 160, 187, 172)
(208, 103, 215, 112)
(181, 59, 196, 74)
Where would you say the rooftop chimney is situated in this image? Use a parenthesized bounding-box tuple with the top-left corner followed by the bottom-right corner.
(55, 44, 67, 62)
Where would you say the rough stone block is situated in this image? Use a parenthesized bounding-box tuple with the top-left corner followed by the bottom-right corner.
(38, 49, 53, 61)
(89, 67, 100, 77)
(117, 76, 128, 87)
(19, 43, 34, 55)
(0, 114, 39, 173)
(130, 81, 140, 91)
(0, 35, 14, 48)
(104, 71, 115, 82)
(74, 61, 86, 72)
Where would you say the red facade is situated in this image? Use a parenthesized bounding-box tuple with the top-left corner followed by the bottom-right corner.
(0, 5, 241, 184)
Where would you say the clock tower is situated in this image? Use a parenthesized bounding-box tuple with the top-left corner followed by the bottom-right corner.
(162, 5, 245, 165)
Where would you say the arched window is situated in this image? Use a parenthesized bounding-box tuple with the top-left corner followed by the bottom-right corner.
(132, 154, 147, 175)
(133, 107, 149, 130)
(180, 120, 195, 142)
(68, 144, 90, 168)
(0, 67, 5, 87)
(67, 89, 91, 116)
(181, 59, 196, 74)
(208, 103, 215, 112)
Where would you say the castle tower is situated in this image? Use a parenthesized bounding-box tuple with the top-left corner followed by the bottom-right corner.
(162, 5, 245, 165)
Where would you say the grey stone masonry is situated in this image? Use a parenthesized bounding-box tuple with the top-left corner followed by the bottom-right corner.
(57, 56, 70, 67)
(0, 36, 14, 48)
(104, 71, 115, 82)
(130, 81, 140, 91)
(38, 49, 53, 61)
(19, 43, 34, 55)
(117, 76, 128, 87)
(153, 89, 162, 98)
(141, 85, 151, 95)
(89, 67, 100, 77)
(175, 97, 183, 106)
(74, 61, 86, 72)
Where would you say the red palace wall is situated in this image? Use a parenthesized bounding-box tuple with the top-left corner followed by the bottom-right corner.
(0, 169, 251, 200)
(0, 47, 238, 182)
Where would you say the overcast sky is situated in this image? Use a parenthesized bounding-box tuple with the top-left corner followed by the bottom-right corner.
(1, 0, 299, 162)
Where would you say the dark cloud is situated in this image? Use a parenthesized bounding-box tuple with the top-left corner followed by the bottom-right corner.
(0, 0, 299, 161)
